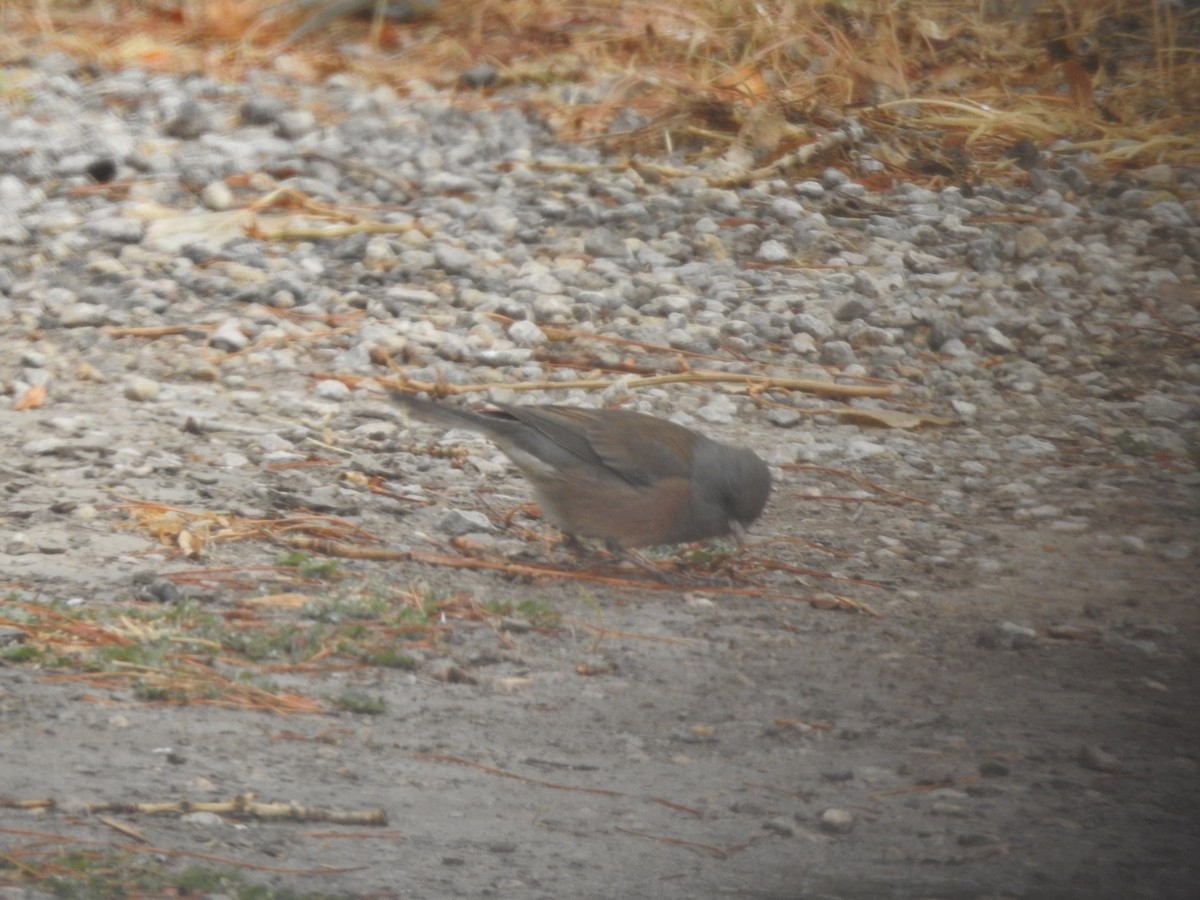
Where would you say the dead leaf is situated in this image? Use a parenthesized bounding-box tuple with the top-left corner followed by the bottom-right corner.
(715, 65, 771, 100)
(75, 362, 105, 381)
(926, 64, 972, 91)
(848, 59, 908, 95)
(494, 677, 534, 692)
(241, 593, 312, 609)
(1079, 745, 1126, 774)
(575, 661, 617, 677)
(835, 408, 953, 429)
(1061, 60, 1093, 107)
(13, 384, 47, 411)
(914, 17, 948, 42)
(178, 528, 208, 558)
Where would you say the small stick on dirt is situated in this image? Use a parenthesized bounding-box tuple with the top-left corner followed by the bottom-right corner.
(98, 816, 148, 843)
(302, 830, 407, 841)
(280, 539, 702, 590)
(0, 850, 43, 879)
(413, 754, 715, 822)
(1108, 319, 1200, 345)
(120, 842, 368, 875)
(300, 149, 416, 194)
(562, 620, 695, 645)
(105, 324, 207, 338)
(0, 794, 387, 826)
(743, 556, 885, 588)
(531, 127, 859, 190)
(773, 718, 836, 731)
(742, 782, 818, 802)
(868, 775, 981, 799)
(650, 798, 706, 819)
(0, 829, 366, 878)
(613, 827, 765, 858)
(283, 536, 882, 611)
(391, 369, 894, 401)
(786, 463, 934, 505)
(806, 595, 883, 616)
(0, 799, 58, 811)
(412, 753, 625, 799)
(794, 493, 924, 506)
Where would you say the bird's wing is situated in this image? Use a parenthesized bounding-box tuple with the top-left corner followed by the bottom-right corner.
(497, 405, 608, 467)
(503, 406, 697, 486)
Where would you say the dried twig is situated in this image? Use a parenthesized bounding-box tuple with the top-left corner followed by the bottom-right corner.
(412, 753, 705, 819)
(390, 369, 894, 401)
(0, 793, 387, 825)
(787, 463, 935, 505)
(614, 826, 765, 858)
(412, 753, 626, 798)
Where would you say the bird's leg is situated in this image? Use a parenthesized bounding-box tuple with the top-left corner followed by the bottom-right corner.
(558, 536, 718, 588)
(602, 542, 711, 586)
(552, 531, 604, 563)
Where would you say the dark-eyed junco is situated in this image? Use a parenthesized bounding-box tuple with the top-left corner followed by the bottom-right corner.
(391, 392, 771, 549)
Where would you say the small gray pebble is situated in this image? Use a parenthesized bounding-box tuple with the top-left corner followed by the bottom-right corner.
(820, 340, 856, 366)
(240, 96, 285, 125)
(756, 239, 792, 263)
(981, 326, 1016, 354)
(437, 509, 495, 536)
(460, 64, 499, 88)
(123, 376, 161, 402)
(507, 319, 547, 346)
(58, 302, 106, 327)
(164, 100, 211, 139)
(835, 297, 873, 322)
(766, 408, 803, 428)
(209, 318, 250, 352)
(818, 808, 856, 834)
(314, 380, 352, 401)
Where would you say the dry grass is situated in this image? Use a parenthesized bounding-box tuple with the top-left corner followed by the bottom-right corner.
(3, 0, 1196, 181)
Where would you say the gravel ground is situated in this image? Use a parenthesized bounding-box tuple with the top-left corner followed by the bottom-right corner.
(1, 56, 1199, 899)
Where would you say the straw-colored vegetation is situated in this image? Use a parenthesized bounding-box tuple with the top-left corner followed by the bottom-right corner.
(6, 0, 1198, 179)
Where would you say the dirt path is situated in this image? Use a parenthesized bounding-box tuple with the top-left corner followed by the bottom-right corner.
(2, 385, 1197, 898)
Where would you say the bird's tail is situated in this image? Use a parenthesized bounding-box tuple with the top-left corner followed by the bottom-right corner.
(388, 391, 494, 430)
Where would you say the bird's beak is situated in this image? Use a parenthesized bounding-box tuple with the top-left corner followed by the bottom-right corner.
(729, 520, 747, 545)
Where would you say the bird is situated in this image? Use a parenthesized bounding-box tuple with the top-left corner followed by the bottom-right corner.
(390, 392, 771, 550)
